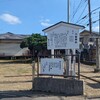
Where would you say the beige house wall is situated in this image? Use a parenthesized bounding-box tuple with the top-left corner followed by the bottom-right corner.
(0, 42, 21, 56)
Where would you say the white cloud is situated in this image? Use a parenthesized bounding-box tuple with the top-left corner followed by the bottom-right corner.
(41, 22, 51, 27)
(40, 18, 52, 27)
(0, 13, 21, 25)
(93, 26, 99, 32)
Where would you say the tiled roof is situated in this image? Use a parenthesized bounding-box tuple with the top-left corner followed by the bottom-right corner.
(0, 32, 29, 39)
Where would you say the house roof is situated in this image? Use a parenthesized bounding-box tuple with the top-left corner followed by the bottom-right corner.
(80, 30, 99, 36)
(42, 21, 85, 32)
(0, 32, 29, 40)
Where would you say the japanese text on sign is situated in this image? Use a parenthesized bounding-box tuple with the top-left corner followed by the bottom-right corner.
(40, 58, 64, 75)
(47, 30, 79, 49)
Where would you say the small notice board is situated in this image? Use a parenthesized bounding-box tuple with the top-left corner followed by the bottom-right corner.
(40, 58, 64, 75)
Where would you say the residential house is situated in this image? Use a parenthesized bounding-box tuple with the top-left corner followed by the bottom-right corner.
(0, 32, 30, 58)
(80, 30, 99, 61)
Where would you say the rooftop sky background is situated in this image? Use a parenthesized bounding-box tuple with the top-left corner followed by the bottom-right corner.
(0, 0, 100, 35)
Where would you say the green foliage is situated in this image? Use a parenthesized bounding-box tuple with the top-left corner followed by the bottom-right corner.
(20, 40, 28, 48)
(30, 34, 46, 50)
(20, 33, 47, 56)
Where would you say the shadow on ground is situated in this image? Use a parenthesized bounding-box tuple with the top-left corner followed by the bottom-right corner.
(0, 90, 68, 100)
(0, 90, 47, 99)
(87, 83, 100, 89)
(81, 71, 94, 73)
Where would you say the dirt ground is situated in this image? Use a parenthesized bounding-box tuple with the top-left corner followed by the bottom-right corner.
(0, 60, 100, 98)
(80, 64, 100, 98)
(0, 60, 32, 91)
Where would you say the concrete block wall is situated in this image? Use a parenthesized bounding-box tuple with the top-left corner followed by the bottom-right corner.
(32, 77, 84, 95)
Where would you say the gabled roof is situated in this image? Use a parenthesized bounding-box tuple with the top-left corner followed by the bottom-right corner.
(80, 30, 99, 36)
(42, 21, 85, 32)
(0, 32, 29, 39)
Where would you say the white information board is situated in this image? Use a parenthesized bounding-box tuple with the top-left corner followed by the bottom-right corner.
(40, 58, 64, 75)
(47, 29, 79, 49)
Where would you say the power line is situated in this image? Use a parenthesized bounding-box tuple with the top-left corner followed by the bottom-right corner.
(71, 0, 76, 22)
(91, 7, 100, 14)
(87, 19, 99, 26)
(71, 0, 84, 22)
(78, 12, 98, 25)
(75, 7, 100, 24)
(76, 2, 88, 23)
(79, 18, 88, 25)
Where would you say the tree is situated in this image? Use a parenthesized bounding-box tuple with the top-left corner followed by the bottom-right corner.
(20, 33, 47, 58)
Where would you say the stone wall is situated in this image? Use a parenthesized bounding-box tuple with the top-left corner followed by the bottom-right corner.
(32, 77, 84, 95)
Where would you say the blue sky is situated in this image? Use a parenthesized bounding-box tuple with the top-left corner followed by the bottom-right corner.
(0, 0, 100, 35)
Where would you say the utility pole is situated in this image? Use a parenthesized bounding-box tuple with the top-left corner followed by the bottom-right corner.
(95, 11, 100, 72)
(99, 11, 100, 36)
(66, 0, 76, 77)
(65, 0, 70, 76)
(88, 0, 100, 72)
(88, 0, 92, 34)
(67, 0, 70, 22)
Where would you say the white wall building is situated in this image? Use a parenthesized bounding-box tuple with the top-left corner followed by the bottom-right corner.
(0, 32, 30, 57)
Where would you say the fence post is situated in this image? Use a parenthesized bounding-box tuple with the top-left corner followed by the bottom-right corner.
(32, 61, 35, 89)
(78, 54, 80, 80)
(37, 57, 39, 77)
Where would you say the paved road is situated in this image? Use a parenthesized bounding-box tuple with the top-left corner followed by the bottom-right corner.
(0, 90, 100, 100)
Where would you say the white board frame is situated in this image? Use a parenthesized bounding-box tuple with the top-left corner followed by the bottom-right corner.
(47, 29, 79, 49)
(40, 58, 64, 75)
